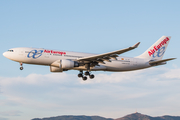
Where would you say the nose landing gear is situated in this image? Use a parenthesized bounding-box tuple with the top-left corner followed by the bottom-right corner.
(78, 70, 95, 81)
(20, 62, 23, 70)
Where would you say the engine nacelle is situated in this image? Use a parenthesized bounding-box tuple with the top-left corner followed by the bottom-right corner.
(50, 66, 63, 72)
(50, 59, 79, 72)
(61, 59, 79, 69)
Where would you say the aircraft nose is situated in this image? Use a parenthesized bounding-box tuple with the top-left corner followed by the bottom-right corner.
(3, 52, 7, 58)
(3, 52, 6, 57)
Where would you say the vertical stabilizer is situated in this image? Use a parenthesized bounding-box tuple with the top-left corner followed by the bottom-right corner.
(136, 36, 171, 60)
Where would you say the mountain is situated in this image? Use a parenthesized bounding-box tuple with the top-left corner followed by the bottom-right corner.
(32, 113, 180, 120)
(115, 113, 152, 120)
(32, 115, 113, 120)
(115, 113, 180, 120)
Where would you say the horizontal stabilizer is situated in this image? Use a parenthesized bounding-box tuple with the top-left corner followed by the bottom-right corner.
(149, 58, 176, 66)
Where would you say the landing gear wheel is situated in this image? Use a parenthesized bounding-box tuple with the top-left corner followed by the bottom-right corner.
(19, 62, 23, 70)
(78, 70, 94, 80)
(82, 76, 87, 81)
(85, 71, 90, 76)
(78, 73, 83, 78)
(89, 74, 95, 79)
(20, 67, 23, 70)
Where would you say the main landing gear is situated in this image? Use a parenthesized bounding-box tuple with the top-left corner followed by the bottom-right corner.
(20, 62, 23, 70)
(78, 71, 95, 81)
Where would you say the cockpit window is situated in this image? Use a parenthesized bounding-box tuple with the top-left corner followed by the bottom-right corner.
(8, 50, 14, 52)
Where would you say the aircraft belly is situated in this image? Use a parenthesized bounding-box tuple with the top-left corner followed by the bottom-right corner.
(73, 65, 107, 71)
(104, 62, 132, 71)
(103, 60, 149, 72)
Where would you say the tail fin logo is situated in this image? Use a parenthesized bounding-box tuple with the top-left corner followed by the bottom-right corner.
(152, 46, 165, 58)
(148, 37, 169, 56)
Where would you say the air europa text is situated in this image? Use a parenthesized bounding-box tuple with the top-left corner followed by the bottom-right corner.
(148, 37, 169, 56)
(44, 50, 66, 55)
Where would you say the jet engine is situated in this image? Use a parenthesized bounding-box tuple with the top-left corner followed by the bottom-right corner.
(50, 59, 79, 72)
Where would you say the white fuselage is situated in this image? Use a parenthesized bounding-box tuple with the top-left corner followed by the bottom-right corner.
(3, 47, 151, 72)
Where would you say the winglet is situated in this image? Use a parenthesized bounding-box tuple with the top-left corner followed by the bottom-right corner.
(132, 42, 140, 48)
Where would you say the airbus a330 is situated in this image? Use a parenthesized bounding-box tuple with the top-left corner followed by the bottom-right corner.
(3, 36, 175, 80)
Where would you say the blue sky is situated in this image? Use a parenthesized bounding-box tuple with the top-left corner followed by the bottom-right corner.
(0, 0, 180, 120)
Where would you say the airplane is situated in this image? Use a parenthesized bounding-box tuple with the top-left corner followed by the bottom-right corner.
(3, 36, 176, 80)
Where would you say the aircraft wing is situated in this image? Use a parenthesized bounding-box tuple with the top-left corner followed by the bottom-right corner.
(77, 42, 140, 64)
(149, 58, 176, 66)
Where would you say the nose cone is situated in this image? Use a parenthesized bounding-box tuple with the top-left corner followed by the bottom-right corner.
(3, 50, 15, 61)
(3, 52, 7, 57)
(3, 52, 10, 59)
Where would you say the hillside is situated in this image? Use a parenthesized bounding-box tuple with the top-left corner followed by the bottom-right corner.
(32, 113, 180, 120)
(115, 113, 180, 120)
(32, 115, 113, 120)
